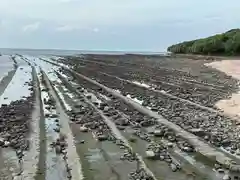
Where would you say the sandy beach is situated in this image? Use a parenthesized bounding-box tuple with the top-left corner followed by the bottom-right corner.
(206, 60, 240, 119)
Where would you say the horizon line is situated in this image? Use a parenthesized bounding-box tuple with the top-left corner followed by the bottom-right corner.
(0, 47, 166, 53)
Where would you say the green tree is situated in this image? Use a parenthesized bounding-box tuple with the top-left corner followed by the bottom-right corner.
(168, 29, 240, 56)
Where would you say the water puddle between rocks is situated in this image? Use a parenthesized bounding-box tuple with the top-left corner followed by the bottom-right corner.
(0, 55, 14, 82)
(56, 79, 138, 180)
(0, 65, 32, 105)
(40, 80, 66, 180)
(132, 81, 151, 88)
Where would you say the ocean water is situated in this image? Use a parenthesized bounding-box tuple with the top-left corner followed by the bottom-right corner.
(0, 48, 166, 56)
(0, 55, 14, 81)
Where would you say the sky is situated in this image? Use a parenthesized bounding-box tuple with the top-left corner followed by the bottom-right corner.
(0, 0, 239, 51)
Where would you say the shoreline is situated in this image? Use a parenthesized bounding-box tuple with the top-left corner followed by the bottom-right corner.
(206, 60, 240, 119)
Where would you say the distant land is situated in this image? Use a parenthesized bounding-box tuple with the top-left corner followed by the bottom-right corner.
(0, 48, 166, 56)
(168, 29, 240, 56)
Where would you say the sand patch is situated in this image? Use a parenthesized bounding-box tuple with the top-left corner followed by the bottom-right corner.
(205, 60, 240, 118)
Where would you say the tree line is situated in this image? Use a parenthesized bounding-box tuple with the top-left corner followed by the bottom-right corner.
(167, 29, 240, 55)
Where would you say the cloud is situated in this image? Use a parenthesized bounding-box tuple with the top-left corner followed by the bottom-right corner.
(0, 0, 240, 50)
(0, 0, 170, 27)
(56, 25, 75, 32)
(22, 22, 40, 32)
(55, 24, 100, 33)
(55, 25, 90, 32)
(59, 0, 72, 2)
(0, 20, 8, 29)
(93, 28, 99, 33)
(0, 20, 3, 29)
(1, 0, 240, 28)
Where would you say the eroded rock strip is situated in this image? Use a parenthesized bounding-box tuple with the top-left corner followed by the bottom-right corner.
(58, 73, 157, 180)
(18, 55, 240, 180)
(42, 71, 83, 180)
(42, 57, 238, 176)
(21, 67, 41, 180)
(38, 71, 68, 180)
(0, 64, 35, 179)
(66, 69, 239, 168)
(61, 63, 240, 166)
(64, 56, 235, 107)
(34, 66, 47, 180)
(0, 55, 17, 97)
(56, 70, 218, 180)
(99, 71, 220, 113)
(51, 73, 140, 179)
(35, 57, 158, 180)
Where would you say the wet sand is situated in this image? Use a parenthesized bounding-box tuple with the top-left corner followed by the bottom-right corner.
(206, 60, 240, 118)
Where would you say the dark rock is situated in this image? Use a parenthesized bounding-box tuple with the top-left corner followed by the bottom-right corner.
(79, 126, 88, 132)
(129, 136, 137, 143)
(55, 146, 61, 154)
(97, 135, 108, 141)
(154, 130, 164, 137)
(117, 126, 125, 131)
(223, 174, 231, 180)
(170, 163, 178, 172)
(54, 127, 60, 133)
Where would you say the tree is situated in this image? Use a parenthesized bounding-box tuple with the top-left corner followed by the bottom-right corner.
(168, 29, 240, 56)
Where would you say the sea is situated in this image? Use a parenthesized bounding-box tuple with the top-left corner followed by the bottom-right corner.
(0, 48, 166, 56)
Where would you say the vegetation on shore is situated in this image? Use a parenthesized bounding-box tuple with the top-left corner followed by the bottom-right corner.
(167, 29, 240, 55)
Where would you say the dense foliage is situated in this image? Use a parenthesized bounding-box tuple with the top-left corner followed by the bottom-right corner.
(167, 29, 240, 55)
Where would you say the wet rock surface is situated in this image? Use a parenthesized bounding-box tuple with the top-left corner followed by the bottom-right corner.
(128, 168, 154, 180)
(0, 94, 34, 152)
(60, 56, 240, 163)
(5, 54, 240, 180)
(51, 55, 240, 179)
(58, 73, 202, 179)
(65, 54, 238, 108)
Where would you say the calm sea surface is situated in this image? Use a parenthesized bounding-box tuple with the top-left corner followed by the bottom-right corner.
(0, 48, 165, 56)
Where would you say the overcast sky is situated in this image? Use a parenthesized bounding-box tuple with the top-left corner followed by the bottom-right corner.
(0, 0, 239, 51)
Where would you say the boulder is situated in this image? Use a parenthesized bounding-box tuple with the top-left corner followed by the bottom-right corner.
(117, 126, 125, 131)
(154, 130, 163, 137)
(217, 169, 225, 173)
(129, 136, 137, 143)
(189, 128, 205, 137)
(167, 142, 174, 148)
(86, 95, 92, 99)
(182, 146, 194, 152)
(117, 118, 129, 126)
(151, 107, 158, 112)
(4, 141, 10, 147)
(214, 163, 221, 170)
(159, 155, 165, 161)
(170, 163, 178, 172)
(97, 135, 108, 141)
(55, 145, 61, 154)
(79, 126, 88, 132)
(223, 174, 231, 180)
(146, 150, 155, 158)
